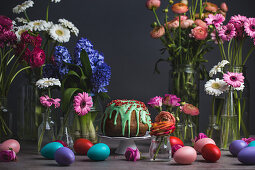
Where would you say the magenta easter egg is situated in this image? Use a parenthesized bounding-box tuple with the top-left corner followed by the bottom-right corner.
(173, 146, 197, 164)
(194, 138, 215, 153)
(0, 139, 20, 153)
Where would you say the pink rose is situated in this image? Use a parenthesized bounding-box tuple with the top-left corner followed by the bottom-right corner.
(146, 0, 161, 10)
(220, 2, 228, 12)
(163, 94, 181, 107)
(195, 19, 207, 28)
(150, 26, 165, 39)
(191, 26, 208, 40)
(181, 19, 194, 28)
(148, 96, 163, 108)
(0, 150, 16, 162)
(181, 103, 199, 116)
(29, 48, 45, 68)
(125, 148, 140, 161)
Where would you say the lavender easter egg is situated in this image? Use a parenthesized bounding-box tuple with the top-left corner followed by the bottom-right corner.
(173, 146, 197, 164)
(238, 147, 255, 164)
(194, 138, 215, 153)
(55, 147, 75, 166)
(229, 140, 248, 157)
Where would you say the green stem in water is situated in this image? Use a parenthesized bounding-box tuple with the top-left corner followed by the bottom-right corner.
(153, 136, 165, 160)
(38, 109, 49, 152)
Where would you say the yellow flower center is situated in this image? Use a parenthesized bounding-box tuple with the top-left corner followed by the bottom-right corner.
(55, 29, 64, 36)
(18, 29, 26, 35)
(211, 82, 220, 89)
(33, 22, 41, 26)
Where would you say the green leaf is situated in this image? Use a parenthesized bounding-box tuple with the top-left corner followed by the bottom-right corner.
(62, 88, 83, 113)
(99, 92, 111, 100)
(80, 49, 92, 78)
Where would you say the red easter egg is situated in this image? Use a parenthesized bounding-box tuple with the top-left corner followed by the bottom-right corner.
(170, 136, 184, 147)
(201, 144, 221, 162)
(73, 138, 94, 155)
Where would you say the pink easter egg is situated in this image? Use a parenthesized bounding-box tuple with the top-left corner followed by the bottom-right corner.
(194, 138, 215, 153)
(0, 139, 20, 153)
(173, 146, 197, 164)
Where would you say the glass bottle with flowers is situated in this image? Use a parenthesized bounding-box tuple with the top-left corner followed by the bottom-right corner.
(206, 13, 255, 138)
(149, 111, 175, 162)
(36, 78, 61, 152)
(204, 60, 244, 150)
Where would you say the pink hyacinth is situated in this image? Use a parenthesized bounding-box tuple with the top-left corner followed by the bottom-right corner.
(172, 144, 183, 156)
(194, 133, 208, 142)
(29, 48, 45, 68)
(223, 72, 244, 88)
(148, 96, 162, 108)
(218, 23, 236, 41)
(0, 150, 16, 162)
(205, 14, 225, 28)
(40, 95, 61, 108)
(163, 94, 181, 107)
(125, 147, 140, 162)
(146, 0, 161, 10)
(73, 92, 93, 116)
(191, 26, 208, 40)
(150, 26, 165, 39)
(242, 137, 255, 144)
(244, 18, 255, 38)
(181, 103, 199, 116)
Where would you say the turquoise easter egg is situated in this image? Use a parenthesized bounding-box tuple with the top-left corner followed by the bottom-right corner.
(87, 143, 110, 161)
(41, 142, 64, 159)
(248, 141, 255, 147)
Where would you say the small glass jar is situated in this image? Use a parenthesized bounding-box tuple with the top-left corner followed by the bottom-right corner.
(183, 116, 196, 146)
(57, 117, 73, 149)
(149, 135, 171, 162)
(206, 115, 220, 146)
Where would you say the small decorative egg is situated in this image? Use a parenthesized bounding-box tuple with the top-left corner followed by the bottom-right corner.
(229, 140, 248, 157)
(87, 143, 110, 161)
(41, 142, 64, 159)
(238, 147, 255, 165)
(173, 146, 197, 165)
(201, 144, 221, 162)
(248, 141, 255, 147)
(194, 138, 215, 153)
(55, 147, 75, 166)
(0, 139, 20, 153)
(170, 136, 184, 147)
(73, 138, 94, 155)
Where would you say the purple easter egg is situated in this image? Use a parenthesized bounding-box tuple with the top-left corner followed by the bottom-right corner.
(55, 147, 75, 166)
(238, 147, 255, 165)
(229, 140, 248, 157)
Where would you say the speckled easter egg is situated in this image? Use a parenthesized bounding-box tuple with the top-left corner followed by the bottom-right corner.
(238, 147, 255, 165)
(248, 141, 255, 147)
(229, 140, 248, 157)
(87, 143, 110, 161)
(0, 139, 20, 153)
(41, 142, 64, 159)
(173, 146, 197, 164)
(201, 144, 221, 162)
(194, 138, 215, 153)
(55, 147, 75, 166)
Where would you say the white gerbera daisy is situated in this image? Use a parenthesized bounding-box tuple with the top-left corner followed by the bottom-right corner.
(16, 17, 28, 24)
(13, 0, 34, 14)
(36, 78, 61, 89)
(205, 78, 228, 96)
(58, 18, 79, 36)
(234, 83, 245, 91)
(28, 20, 52, 32)
(209, 60, 229, 77)
(15, 25, 32, 41)
(51, 0, 61, 3)
(49, 24, 70, 43)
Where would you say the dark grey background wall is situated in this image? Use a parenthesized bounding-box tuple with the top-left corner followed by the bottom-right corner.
(1, 0, 255, 134)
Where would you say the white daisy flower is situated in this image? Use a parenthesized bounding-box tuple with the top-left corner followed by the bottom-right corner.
(234, 83, 245, 91)
(13, 0, 34, 14)
(49, 24, 70, 43)
(58, 18, 79, 36)
(28, 20, 52, 32)
(36, 78, 61, 89)
(16, 17, 28, 24)
(209, 60, 229, 77)
(205, 78, 228, 96)
(15, 25, 32, 41)
(51, 0, 61, 3)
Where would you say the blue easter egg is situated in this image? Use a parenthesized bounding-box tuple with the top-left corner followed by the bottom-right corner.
(238, 147, 255, 164)
(229, 140, 248, 157)
(55, 147, 75, 166)
(41, 142, 64, 159)
(87, 143, 110, 161)
(248, 141, 255, 147)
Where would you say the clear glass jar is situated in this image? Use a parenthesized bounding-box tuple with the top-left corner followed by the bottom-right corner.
(149, 135, 171, 162)
(0, 97, 13, 142)
(57, 117, 73, 149)
(183, 116, 196, 145)
(206, 115, 220, 146)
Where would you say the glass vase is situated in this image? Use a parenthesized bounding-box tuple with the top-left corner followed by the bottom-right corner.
(169, 64, 200, 133)
(183, 116, 196, 145)
(206, 115, 220, 146)
(149, 135, 171, 162)
(220, 89, 239, 150)
(57, 117, 73, 149)
(38, 111, 56, 152)
(172, 112, 184, 142)
(0, 98, 13, 142)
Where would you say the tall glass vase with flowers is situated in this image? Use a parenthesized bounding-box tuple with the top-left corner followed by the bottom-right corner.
(206, 13, 255, 138)
(146, 0, 228, 132)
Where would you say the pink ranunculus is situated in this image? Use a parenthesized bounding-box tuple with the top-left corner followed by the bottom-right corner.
(204, 2, 218, 13)
(0, 15, 13, 31)
(0, 150, 16, 162)
(148, 96, 163, 108)
(73, 92, 93, 116)
(146, 0, 161, 10)
(163, 94, 181, 107)
(194, 133, 208, 142)
(195, 19, 207, 28)
(181, 103, 199, 116)
(220, 2, 228, 12)
(29, 48, 45, 68)
(223, 72, 244, 88)
(172, 3, 188, 14)
(125, 147, 140, 162)
(172, 144, 183, 156)
(150, 26, 165, 39)
(167, 20, 179, 29)
(155, 111, 176, 124)
(174, 15, 188, 21)
(191, 26, 208, 40)
(181, 19, 194, 28)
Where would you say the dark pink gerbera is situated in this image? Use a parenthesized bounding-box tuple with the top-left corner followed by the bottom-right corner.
(230, 15, 248, 38)
(219, 23, 236, 41)
(244, 18, 255, 38)
(223, 72, 244, 88)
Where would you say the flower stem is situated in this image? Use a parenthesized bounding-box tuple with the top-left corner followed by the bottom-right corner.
(153, 136, 164, 160)
(152, 8, 161, 26)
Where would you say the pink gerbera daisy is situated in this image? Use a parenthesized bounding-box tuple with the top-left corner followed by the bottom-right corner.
(230, 15, 247, 38)
(73, 92, 93, 116)
(218, 23, 236, 41)
(223, 72, 244, 88)
(205, 14, 225, 28)
(244, 18, 255, 38)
